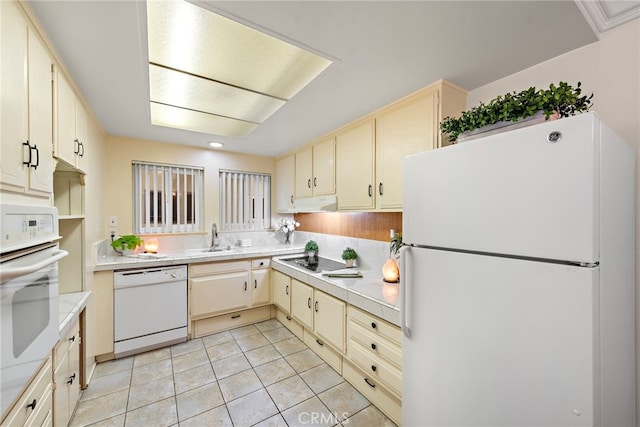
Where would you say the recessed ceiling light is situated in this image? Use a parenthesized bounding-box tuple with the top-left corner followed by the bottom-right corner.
(208, 141, 224, 148)
(146, 0, 332, 138)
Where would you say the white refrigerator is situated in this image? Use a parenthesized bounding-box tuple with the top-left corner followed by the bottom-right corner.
(401, 112, 635, 427)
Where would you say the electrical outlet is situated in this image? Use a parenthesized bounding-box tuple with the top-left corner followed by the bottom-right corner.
(109, 216, 118, 227)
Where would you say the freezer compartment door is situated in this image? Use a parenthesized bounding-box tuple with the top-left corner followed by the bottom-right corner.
(403, 112, 600, 263)
(401, 247, 597, 426)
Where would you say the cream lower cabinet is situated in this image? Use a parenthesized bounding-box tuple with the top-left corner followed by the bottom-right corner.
(345, 306, 402, 424)
(190, 260, 271, 338)
(0, 357, 52, 427)
(53, 318, 81, 427)
(290, 279, 346, 354)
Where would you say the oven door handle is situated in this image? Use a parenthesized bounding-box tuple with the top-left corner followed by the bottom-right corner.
(0, 249, 69, 280)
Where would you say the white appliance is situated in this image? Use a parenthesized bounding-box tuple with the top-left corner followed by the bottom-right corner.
(113, 265, 187, 358)
(0, 204, 67, 419)
(401, 112, 636, 426)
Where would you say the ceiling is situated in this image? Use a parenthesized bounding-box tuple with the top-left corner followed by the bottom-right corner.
(25, 1, 636, 157)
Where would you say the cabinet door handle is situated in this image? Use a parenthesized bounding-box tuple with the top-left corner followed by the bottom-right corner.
(378, 182, 383, 196)
(231, 314, 241, 319)
(74, 139, 80, 155)
(307, 179, 311, 188)
(30, 144, 39, 169)
(22, 141, 32, 166)
(313, 177, 317, 187)
(290, 195, 294, 204)
(67, 373, 76, 385)
(368, 185, 372, 197)
(26, 399, 37, 411)
(286, 315, 292, 321)
(244, 281, 248, 291)
(307, 297, 311, 308)
(371, 343, 377, 350)
(371, 322, 377, 329)
(79, 141, 85, 157)
(254, 279, 257, 289)
(286, 285, 289, 295)
(364, 378, 376, 388)
(314, 301, 318, 312)
(371, 365, 377, 372)
(69, 335, 76, 343)
(316, 339, 324, 346)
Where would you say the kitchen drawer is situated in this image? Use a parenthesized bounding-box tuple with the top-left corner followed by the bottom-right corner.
(26, 384, 51, 427)
(348, 306, 401, 346)
(275, 308, 303, 340)
(1, 356, 52, 427)
(342, 359, 401, 425)
(303, 329, 342, 375)
(54, 319, 80, 368)
(193, 306, 270, 338)
(251, 258, 271, 269)
(348, 321, 402, 368)
(190, 260, 250, 277)
(348, 339, 401, 397)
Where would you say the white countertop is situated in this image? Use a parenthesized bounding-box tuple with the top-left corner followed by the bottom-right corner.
(271, 256, 400, 326)
(94, 243, 400, 327)
(58, 291, 91, 338)
(93, 244, 305, 271)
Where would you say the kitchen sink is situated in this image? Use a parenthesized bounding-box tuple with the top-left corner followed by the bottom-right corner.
(187, 246, 235, 255)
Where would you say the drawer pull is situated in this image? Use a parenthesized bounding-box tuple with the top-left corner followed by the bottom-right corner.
(231, 314, 241, 319)
(371, 365, 377, 372)
(69, 335, 76, 343)
(308, 297, 311, 308)
(254, 279, 257, 289)
(364, 378, 376, 388)
(371, 343, 377, 350)
(371, 322, 377, 329)
(67, 373, 76, 385)
(316, 339, 324, 346)
(26, 399, 37, 411)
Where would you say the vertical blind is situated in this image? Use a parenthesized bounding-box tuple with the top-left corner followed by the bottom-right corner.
(219, 170, 271, 231)
(133, 162, 203, 233)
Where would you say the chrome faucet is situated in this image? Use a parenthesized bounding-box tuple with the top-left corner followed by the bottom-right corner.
(211, 223, 219, 248)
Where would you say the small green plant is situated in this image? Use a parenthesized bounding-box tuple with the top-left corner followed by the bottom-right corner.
(390, 232, 403, 258)
(111, 234, 143, 252)
(341, 247, 358, 261)
(440, 81, 593, 142)
(305, 240, 318, 253)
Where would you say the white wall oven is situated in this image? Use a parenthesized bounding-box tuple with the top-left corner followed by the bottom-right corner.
(0, 204, 66, 418)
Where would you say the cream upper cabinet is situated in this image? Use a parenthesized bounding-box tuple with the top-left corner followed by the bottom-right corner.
(295, 136, 335, 198)
(0, 2, 54, 196)
(375, 88, 439, 210)
(54, 68, 88, 173)
(275, 154, 295, 212)
(336, 119, 375, 210)
(334, 79, 466, 211)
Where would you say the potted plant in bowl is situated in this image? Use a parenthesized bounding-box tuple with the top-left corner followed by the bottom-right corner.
(305, 240, 318, 260)
(341, 247, 358, 268)
(440, 81, 593, 143)
(111, 234, 143, 255)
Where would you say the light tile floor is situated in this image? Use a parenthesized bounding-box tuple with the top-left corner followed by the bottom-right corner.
(70, 319, 397, 427)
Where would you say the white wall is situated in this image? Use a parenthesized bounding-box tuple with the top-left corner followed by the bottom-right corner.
(467, 19, 640, 420)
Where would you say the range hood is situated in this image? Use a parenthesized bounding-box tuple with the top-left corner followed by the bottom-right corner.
(285, 195, 338, 213)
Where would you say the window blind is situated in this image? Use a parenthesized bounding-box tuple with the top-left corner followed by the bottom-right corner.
(133, 162, 203, 233)
(219, 170, 271, 231)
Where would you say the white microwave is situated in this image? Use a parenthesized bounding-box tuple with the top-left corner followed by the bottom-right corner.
(0, 205, 66, 419)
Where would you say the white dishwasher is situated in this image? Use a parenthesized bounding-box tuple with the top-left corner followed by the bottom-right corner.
(114, 265, 188, 358)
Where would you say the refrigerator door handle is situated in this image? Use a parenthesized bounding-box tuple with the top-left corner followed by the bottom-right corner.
(400, 245, 411, 338)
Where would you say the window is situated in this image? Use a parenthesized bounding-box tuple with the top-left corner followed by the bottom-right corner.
(133, 162, 203, 233)
(219, 170, 271, 231)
